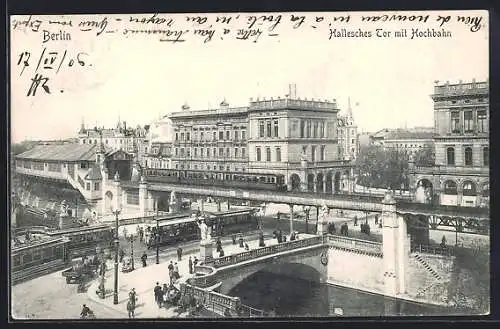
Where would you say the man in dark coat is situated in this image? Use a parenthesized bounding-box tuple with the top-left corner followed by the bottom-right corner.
(154, 282, 163, 308)
(141, 252, 147, 267)
(177, 247, 183, 261)
(188, 256, 193, 274)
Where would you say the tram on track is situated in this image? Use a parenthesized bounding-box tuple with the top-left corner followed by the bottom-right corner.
(148, 207, 259, 247)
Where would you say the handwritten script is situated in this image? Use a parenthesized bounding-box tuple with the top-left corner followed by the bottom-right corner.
(11, 12, 486, 97)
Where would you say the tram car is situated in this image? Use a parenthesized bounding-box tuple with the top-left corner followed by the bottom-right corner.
(47, 224, 116, 259)
(144, 168, 287, 192)
(149, 208, 259, 247)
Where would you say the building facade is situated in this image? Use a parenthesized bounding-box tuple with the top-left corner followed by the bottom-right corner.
(77, 119, 150, 166)
(168, 96, 355, 193)
(379, 130, 435, 156)
(336, 99, 359, 160)
(14, 143, 134, 215)
(409, 79, 489, 208)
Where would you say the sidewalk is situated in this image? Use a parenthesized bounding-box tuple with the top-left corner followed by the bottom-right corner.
(86, 233, 302, 318)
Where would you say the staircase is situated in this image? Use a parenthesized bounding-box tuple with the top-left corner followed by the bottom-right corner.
(414, 253, 442, 280)
(66, 172, 90, 201)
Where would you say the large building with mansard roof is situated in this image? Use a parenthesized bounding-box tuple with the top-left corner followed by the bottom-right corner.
(168, 93, 356, 194)
(409, 79, 489, 208)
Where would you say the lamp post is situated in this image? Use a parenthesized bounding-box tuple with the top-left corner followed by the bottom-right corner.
(156, 219, 160, 264)
(128, 234, 137, 271)
(96, 246, 105, 299)
(111, 208, 121, 305)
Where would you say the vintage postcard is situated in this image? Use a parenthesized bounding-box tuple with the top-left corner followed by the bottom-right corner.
(9, 10, 489, 320)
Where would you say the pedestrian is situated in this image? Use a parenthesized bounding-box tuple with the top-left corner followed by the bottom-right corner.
(154, 282, 162, 308)
(374, 215, 379, 225)
(219, 248, 225, 257)
(244, 243, 249, 251)
(344, 223, 349, 237)
(177, 247, 183, 261)
(168, 261, 174, 284)
(141, 252, 147, 267)
(238, 234, 244, 248)
(174, 262, 180, 280)
(162, 283, 169, 305)
(232, 234, 236, 245)
(188, 256, 193, 274)
(119, 248, 125, 263)
(216, 238, 222, 252)
(193, 257, 199, 267)
(127, 299, 135, 319)
(354, 216, 358, 226)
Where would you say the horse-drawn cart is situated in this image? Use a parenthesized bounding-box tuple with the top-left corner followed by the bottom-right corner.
(62, 256, 99, 284)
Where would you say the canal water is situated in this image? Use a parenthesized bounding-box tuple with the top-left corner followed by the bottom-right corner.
(230, 272, 458, 317)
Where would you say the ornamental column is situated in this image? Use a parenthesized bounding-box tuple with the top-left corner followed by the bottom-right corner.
(139, 176, 148, 216)
(381, 190, 408, 297)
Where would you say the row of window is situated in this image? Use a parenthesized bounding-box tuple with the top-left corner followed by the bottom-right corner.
(450, 109, 488, 134)
(174, 163, 247, 172)
(256, 147, 282, 162)
(175, 130, 247, 142)
(175, 147, 247, 159)
(302, 145, 327, 162)
(85, 182, 100, 191)
(300, 120, 326, 139)
(81, 138, 145, 145)
(258, 119, 280, 138)
(446, 146, 489, 166)
(443, 180, 488, 196)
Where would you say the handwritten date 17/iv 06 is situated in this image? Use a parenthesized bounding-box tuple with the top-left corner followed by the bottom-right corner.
(17, 49, 90, 97)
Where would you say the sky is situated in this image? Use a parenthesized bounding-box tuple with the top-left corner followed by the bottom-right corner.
(10, 10, 488, 143)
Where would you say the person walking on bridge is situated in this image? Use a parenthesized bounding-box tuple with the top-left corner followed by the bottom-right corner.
(177, 247, 183, 261)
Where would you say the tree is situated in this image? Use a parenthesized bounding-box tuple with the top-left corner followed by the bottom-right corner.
(413, 146, 435, 167)
(355, 145, 410, 190)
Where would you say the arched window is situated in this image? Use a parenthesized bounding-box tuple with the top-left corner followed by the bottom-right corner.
(444, 180, 458, 195)
(446, 147, 455, 165)
(483, 147, 489, 166)
(481, 183, 489, 197)
(464, 147, 473, 166)
(462, 181, 477, 196)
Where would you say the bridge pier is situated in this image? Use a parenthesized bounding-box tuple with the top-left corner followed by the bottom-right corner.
(381, 191, 409, 297)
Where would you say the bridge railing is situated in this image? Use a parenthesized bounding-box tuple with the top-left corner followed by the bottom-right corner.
(411, 244, 455, 257)
(327, 235, 383, 255)
(188, 266, 218, 288)
(211, 235, 324, 268)
(239, 304, 266, 317)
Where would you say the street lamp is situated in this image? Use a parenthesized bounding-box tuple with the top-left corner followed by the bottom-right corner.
(96, 246, 105, 299)
(156, 219, 160, 264)
(111, 206, 121, 305)
(128, 234, 137, 271)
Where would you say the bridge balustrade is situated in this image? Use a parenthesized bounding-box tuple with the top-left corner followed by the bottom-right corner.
(212, 236, 324, 268)
(411, 244, 455, 257)
(180, 282, 247, 316)
(327, 235, 383, 256)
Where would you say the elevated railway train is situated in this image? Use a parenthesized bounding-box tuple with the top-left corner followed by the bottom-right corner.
(144, 168, 288, 192)
(143, 168, 412, 202)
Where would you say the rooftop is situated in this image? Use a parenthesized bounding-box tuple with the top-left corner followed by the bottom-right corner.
(15, 144, 114, 162)
(371, 127, 435, 140)
(384, 130, 436, 141)
(432, 79, 489, 98)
